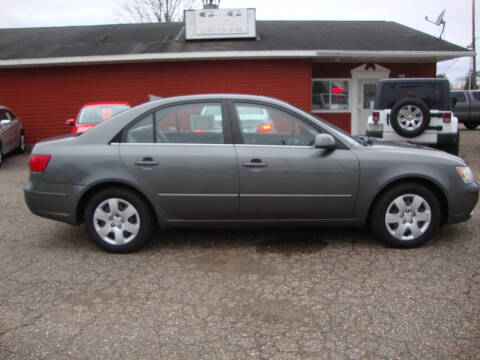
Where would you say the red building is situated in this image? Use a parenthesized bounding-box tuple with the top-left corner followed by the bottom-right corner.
(0, 20, 471, 144)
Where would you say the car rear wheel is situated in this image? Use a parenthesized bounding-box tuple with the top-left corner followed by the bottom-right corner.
(464, 122, 478, 130)
(370, 183, 440, 248)
(84, 188, 153, 253)
(17, 132, 26, 153)
(0, 144, 3, 167)
(390, 98, 430, 138)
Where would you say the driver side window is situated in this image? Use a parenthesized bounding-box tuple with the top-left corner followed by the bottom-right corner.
(234, 103, 319, 146)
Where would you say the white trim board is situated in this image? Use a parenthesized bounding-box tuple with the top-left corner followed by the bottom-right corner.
(0, 50, 473, 68)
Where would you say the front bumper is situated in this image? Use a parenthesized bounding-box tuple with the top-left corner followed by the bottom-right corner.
(447, 181, 479, 224)
(24, 173, 85, 225)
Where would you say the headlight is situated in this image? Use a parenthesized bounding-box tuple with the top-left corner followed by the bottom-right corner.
(456, 166, 475, 184)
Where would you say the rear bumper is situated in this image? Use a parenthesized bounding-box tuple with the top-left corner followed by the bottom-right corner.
(24, 173, 84, 225)
(447, 182, 479, 224)
(437, 132, 458, 145)
(366, 130, 382, 138)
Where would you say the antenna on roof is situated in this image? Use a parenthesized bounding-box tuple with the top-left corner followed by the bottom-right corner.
(425, 9, 446, 39)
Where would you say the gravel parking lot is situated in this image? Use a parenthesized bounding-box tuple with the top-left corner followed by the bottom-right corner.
(1, 129, 479, 360)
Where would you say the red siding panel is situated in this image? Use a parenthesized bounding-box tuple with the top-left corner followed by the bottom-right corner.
(315, 113, 351, 133)
(0, 59, 312, 144)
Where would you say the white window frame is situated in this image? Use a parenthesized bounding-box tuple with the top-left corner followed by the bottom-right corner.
(312, 78, 351, 113)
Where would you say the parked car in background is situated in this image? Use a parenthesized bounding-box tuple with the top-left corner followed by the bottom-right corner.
(451, 90, 480, 129)
(0, 105, 25, 166)
(25, 94, 478, 253)
(367, 78, 459, 155)
(66, 102, 130, 134)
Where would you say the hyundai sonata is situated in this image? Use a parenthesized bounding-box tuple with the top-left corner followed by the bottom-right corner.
(24, 95, 478, 252)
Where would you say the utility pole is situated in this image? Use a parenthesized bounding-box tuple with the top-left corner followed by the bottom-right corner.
(473, 0, 477, 89)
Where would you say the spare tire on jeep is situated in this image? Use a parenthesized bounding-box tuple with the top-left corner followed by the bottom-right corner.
(390, 98, 430, 138)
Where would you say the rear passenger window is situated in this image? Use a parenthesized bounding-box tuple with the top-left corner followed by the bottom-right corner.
(234, 103, 319, 146)
(126, 114, 154, 143)
(155, 103, 224, 144)
(125, 103, 224, 144)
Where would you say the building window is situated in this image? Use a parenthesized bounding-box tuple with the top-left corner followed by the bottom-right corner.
(312, 79, 350, 112)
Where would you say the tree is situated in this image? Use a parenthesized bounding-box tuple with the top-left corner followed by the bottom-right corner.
(119, 0, 201, 23)
(462, 71, 479, 90)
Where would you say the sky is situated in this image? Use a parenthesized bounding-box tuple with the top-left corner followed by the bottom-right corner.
(0, 0, 477, 87)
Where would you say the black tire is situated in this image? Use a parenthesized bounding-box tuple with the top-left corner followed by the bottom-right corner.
(390, 98, 430, 138)
(370, 183, 441, 248)
(464, 122, 478, 130)
(17, 131, 26, 153)
(84, 188, 154, 253)
(0, 143, 3, 167)
(441, 130, 460, 156)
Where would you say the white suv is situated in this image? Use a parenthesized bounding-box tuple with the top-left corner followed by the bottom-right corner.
(366, 78, 459, 155)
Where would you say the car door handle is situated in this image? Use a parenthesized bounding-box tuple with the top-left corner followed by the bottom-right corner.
(135, 157, 159, 167)
(242, 159, 267, 168)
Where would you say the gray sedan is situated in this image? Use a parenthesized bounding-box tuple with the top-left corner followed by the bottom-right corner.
(0, 105, 26, 166)
(24, 95, 479, 252)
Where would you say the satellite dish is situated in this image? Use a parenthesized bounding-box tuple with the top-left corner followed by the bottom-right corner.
(435, 9, 446, 25)
(425, 9, 446, 38)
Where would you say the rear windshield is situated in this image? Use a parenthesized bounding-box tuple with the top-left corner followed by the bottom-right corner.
(375, 82, 449, 110)
(78, 105, 130, 124)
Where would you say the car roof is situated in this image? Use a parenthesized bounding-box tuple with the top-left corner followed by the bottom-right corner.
(145, 93, 285, 107)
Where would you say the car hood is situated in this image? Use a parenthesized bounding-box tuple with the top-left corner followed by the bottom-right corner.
(365, 137, 465, 164)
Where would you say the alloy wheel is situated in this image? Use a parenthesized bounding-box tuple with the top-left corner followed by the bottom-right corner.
(397, 105, 424, 131)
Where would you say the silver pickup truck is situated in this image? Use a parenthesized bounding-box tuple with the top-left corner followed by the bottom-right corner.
(451, 90, 480, 129)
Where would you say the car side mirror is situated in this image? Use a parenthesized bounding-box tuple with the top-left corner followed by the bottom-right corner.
(65, 118, 75, 126)
(315, 133, 336, 150)
(0, 119, 11, 126)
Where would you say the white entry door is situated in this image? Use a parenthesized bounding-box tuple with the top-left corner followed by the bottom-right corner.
(357, 80, 378, 135)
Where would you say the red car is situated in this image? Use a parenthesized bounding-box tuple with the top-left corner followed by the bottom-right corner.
(66, 102, 131, 133)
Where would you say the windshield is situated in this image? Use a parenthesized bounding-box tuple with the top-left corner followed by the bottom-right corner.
(304, 112, 361, 147)
(78, 105, 130, 124)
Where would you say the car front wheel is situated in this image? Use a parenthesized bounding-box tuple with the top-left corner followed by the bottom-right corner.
(371, 183, 440, 248)
(84, 188, 154, 253)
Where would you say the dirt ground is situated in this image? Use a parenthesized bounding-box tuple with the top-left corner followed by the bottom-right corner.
(0, 127, 479, 359)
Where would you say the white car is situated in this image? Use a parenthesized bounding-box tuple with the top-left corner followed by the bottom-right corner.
(0, 105, 25, 166)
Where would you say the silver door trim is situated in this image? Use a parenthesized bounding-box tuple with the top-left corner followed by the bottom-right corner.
(240, 194, 352, 198)
(158, 193, 237, 197)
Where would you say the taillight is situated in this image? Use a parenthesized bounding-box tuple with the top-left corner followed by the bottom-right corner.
(443, 112, 452, 123)
(29, 155, 51, 172)
(257, 123, 273, 132)
(372, 111, 380, 124)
